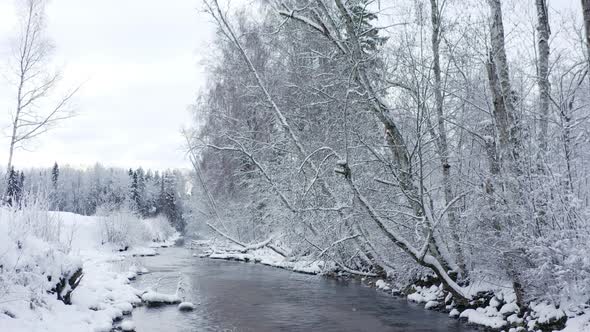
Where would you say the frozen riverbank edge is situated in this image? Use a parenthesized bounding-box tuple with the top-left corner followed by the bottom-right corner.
(195, 240, 590, 332)
(0, 210, 180, 332)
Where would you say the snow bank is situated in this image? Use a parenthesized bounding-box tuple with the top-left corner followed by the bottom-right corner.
(459, 308, 507, 329)
(204, 244, 331, 276)
(0, 209, 178, 331)
(560, 312, 590, 332)
(121, 319, 136, 331)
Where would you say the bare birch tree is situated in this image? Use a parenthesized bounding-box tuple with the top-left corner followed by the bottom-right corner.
(6, 0, 78, 176)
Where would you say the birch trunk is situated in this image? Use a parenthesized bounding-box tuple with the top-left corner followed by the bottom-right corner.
(487, 0, 521, 169)
(429, 0, 466, 277)
(486, 0, 526, 307)
(536, 0, 551, 158)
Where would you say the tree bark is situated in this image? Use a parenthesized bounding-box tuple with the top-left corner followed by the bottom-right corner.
(429, 0, 466, 278)
(536, 0, 551, 158)
(582, 0, 590, 86)
(487, 0, 521, 170)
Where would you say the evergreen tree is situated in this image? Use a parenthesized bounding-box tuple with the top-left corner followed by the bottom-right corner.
(5, 167, 18, 206)
(16, 171, 25, 206)
(135, 168, 146, 216)
(50, 162, 60, 210)
(159, 171, 185, 231)
(51, 162, 59, 188)
(348, 0, 388, 55)
(129, 170, 139, 211)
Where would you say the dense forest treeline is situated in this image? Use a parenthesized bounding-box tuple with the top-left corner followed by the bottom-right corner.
(4, 163, 190, 231)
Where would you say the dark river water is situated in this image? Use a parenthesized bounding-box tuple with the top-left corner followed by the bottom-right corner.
(129, 245, 478, 332)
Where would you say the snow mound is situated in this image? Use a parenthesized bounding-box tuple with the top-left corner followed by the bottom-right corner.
(560, 312, 590, 332)
(500, 302, 519, 315)
(532, 302, 565, 325)
(407, 285, 442, 303)
(141, 291, 181, 305)
(375, 279, 391, 291)
(425, 301, 439, 309)
(121, 320, 136, 331)
(459, 308, 506, 328)
(178, 302, 196, 311)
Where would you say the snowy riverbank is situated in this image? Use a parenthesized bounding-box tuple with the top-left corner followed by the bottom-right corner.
(0, 209, 179, 331)
(196, 240, 590, 332)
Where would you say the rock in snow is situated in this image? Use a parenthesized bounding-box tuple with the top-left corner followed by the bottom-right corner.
(141, 291, 181, 305)
(178, 302, 196, 311)
(375, 279, 391, 291)
(459, 308, 506, 329)
(120, 320, 136, 331)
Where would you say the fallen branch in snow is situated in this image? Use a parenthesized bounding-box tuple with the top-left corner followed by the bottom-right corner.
(206, 222, 286, 257)
(237, 237, 274, 253)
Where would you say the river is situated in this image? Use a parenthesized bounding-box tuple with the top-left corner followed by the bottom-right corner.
(128, 244, 478, 332)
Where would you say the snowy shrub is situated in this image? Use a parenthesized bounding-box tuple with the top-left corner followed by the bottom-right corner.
(143, 215, 176, 242)
(97, 203, 176, 248)
(0, 205, 82, 307)
(97, 204, 146, 248)
(523, 229, 590, 306)
(0, 194, 73, 250)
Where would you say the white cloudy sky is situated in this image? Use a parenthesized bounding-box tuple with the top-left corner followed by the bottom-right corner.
(0, 0, 215, 171)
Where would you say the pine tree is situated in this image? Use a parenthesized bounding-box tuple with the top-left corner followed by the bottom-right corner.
(135, 168, 146, 216)
(5, 167, 17, 206)
(130, 170, 139, 212)
(348, 0, 387, 55)
(51, 162, 59, 188)
(159, 171, 184, 231)
(16, 171, 25, 206)
(50, 162, 60, 210)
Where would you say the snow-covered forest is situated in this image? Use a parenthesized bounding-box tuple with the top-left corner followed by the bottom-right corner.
(186, 0, 590, 330)
(9, 163, 190, 230)
(2, 0, 590, 331)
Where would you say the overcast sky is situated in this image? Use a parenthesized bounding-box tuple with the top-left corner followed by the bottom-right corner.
(0, 0, 215, 171)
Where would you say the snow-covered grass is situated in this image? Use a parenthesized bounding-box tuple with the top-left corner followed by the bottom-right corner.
(0, 206, 179, 331)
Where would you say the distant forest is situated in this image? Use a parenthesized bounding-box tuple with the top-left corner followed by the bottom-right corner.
(5, 163, 191, 231)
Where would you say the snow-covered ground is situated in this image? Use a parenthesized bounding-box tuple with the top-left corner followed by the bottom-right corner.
(0, 209, 179, 331)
